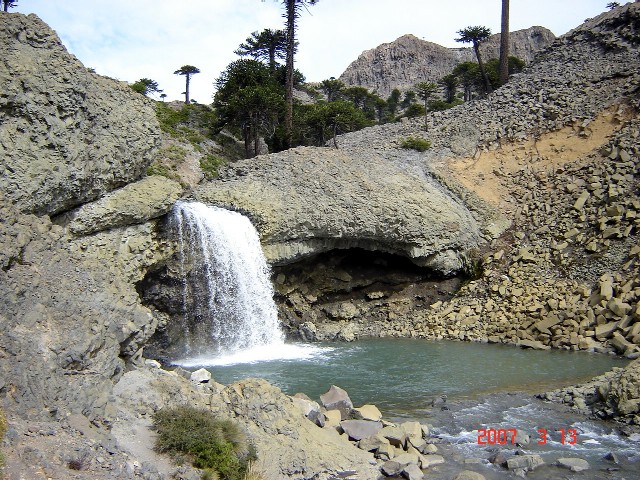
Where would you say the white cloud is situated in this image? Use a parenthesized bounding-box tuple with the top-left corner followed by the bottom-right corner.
(16, 0, 632, 103)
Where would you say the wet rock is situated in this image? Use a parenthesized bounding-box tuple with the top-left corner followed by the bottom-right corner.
(454, 471, 486, 480)
(420, 454, 445, 468)
(506, 454, 544, 472)
(556, 457, 590, 472)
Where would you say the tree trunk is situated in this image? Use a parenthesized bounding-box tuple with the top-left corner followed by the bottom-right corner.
(499, 0, 510, 85)
(474, 44, 492, 94)
(185, 75, 191, 104)
(243, 124, 251, 159)
(284, 0, 296, 149)
(332, 123, 338, 148)
(253, 113, 259, 157)
(423, 99, 428, 130)
(3, 2, 8, 12)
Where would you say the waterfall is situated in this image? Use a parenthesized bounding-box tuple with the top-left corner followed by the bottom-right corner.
(172, 201, 284, 359)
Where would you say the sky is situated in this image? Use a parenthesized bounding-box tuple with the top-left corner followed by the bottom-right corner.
(13, 1, 633, 103)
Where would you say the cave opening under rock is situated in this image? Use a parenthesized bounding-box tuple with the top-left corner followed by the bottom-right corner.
(272, 247, 464, 340)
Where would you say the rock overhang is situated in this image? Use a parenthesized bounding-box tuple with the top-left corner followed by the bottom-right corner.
(192, 146, 496, 276)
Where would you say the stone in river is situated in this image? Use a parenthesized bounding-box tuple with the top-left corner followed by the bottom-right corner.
(420, 454, 445, 468)
(340, 420, 383, 441)
(556, 457, 590, 472)
(506, 454, 544, 471)
(454, 471, 486, 480)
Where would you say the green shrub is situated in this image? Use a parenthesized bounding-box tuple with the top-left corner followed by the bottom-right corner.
(400, 137, 432, 152)
(146, 163, 173, 178)
(154, 406, 256, 480)
(200, 155, 225, 180)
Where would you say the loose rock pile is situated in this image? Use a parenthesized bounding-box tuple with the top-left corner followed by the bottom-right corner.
(293, 384, 443, 480)
(418, 117, 640, 360)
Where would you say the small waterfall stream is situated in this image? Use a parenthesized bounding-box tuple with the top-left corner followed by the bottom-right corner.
(172, 201, 284, 362)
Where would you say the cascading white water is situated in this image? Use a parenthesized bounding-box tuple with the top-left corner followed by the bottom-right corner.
(172, 201, 284, 361)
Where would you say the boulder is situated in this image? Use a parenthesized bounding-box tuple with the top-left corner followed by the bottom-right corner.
(420, 455, 445, 468)
(556, 457, 590, 472)
(393, 452, 422, 468)
(358, 433, 390, 452)
(190, 368, 211, 383)
(0, 14, 160, 216)
(402, 463, 424, 480)
(340, 420, 383, 441)
(380, 425, 409, 448)
(320, 385, 354, 420)
(381, 460, 403, 476)
(354, 404, 382, 421)
(401, 421, 423, 441)
(506, 454, 544, 471)
(606, 358, 640, 416)
(324, 409, 342, 429)
(377, 443, 396, 461)
(517, 339, 551, 350)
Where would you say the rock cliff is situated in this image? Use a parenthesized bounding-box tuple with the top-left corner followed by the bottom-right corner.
(0, 14, 160, 216)
(339, 27, 555, 98)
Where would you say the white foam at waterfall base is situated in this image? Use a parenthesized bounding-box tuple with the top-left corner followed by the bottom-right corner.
(171, 201, 330, 366)
(175, 342, 332, 368)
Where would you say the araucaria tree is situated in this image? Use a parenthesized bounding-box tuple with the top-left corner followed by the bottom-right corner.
(276, 0, 319, 148)
(456, 26, 492, 94)
(235, 29, 288, 72)
(130, 78, 162, 97)
(499, 0, 510, 85)
(2, 0, 17, 11)
(174, 65, 200, 104)
(214, 60, 284, 158)
(415, 82, 438, 130)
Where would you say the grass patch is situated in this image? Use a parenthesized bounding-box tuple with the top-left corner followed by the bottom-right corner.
(154, 406, 256, 480)
(200, 155, 225, 180)
(400, 136, 432, 152)
(0, 407, 7, 470)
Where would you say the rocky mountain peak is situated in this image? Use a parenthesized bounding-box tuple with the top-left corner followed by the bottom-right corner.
(339, 26, 556, 98)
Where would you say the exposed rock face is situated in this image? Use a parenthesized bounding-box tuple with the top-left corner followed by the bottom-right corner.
(194, 146, 496, 275)
(0, 13, 169, 420)
(0, 14, 160, 216)
(339, 27, 555, 98)
(0, 199, 170, 419)
(63, 175, 183, 236)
